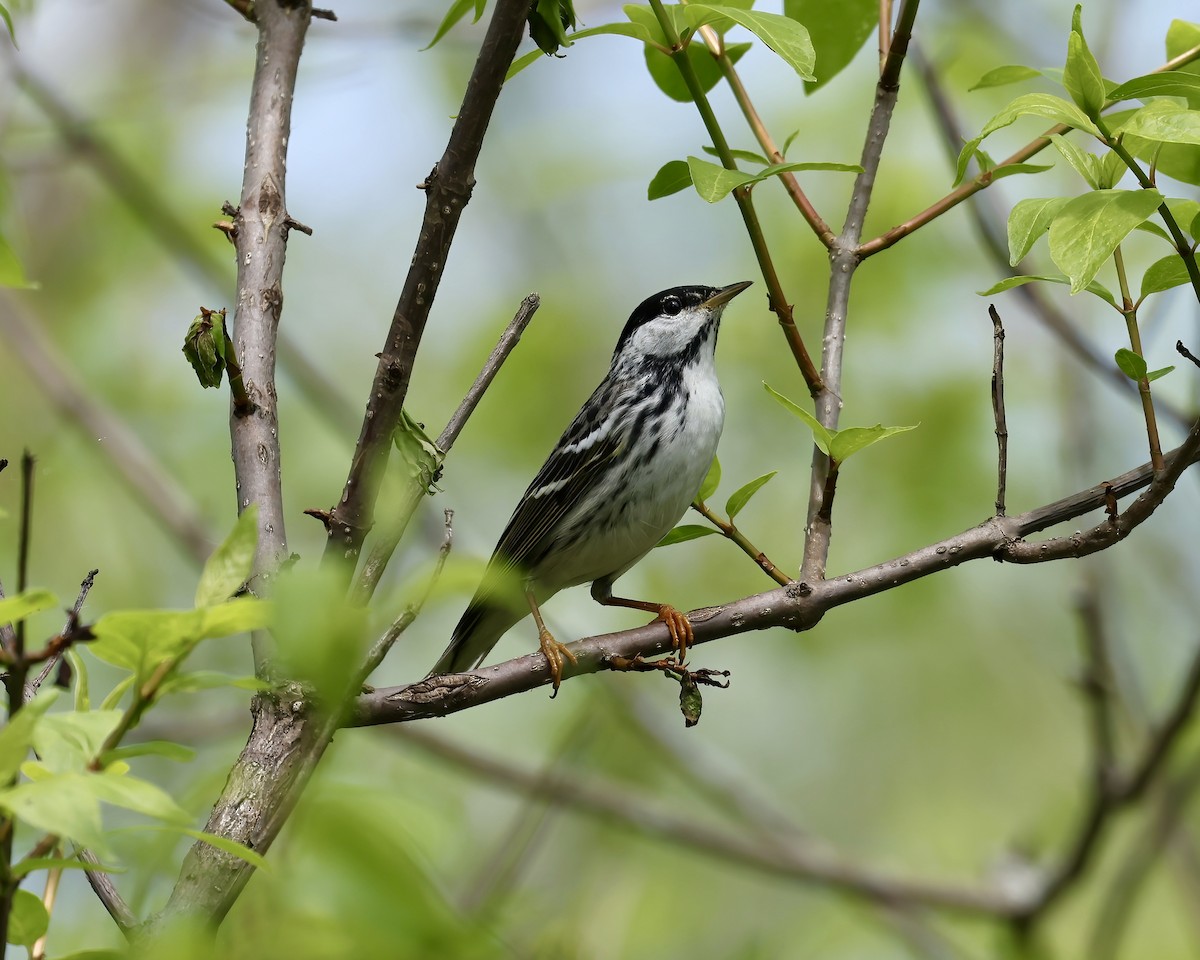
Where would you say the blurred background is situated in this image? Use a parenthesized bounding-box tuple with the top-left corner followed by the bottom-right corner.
(1, 0, 1199, 956)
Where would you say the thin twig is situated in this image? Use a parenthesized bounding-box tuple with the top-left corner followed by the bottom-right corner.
(30, 569, 99, 695)
(355, 420, 1200, 722)
(436, 293, 540, 451)
(691, 500, 794, 586)
(1012, 640, 1200, 931)
(1178, 340, 1200, 370)
(321, 0, 531, 572)
(77, 847, 136, 934)
(352, 294, 540, 605)
(989, 305, 1008, 517)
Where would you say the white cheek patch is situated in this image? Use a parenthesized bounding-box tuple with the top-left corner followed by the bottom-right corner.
(629, 307, 714, 356)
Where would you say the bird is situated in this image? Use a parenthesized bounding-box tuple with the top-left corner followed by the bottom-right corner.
(430, 280, 752, 694)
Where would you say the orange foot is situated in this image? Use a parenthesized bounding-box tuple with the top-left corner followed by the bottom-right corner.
(538, 626, 578, 698)
(655, 604, 694, 663)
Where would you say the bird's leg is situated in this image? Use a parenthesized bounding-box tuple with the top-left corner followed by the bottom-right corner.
(526, 588, 576, 697)
(590, 579, 693, 662)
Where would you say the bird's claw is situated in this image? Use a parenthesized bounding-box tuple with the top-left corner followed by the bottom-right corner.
(656, 604, 694, 663)
(539, 626, 577, 698)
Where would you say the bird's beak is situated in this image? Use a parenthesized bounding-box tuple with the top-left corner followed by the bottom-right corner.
(704, 280, 753, 308)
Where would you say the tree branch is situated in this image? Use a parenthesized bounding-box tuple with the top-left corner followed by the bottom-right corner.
(802, 0, 920, 580)
(226, 0, 312, 676)
(321, 0, 531, 573)
(355, 420, 1200, 722)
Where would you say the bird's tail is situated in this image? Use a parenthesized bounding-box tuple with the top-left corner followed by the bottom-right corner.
(428, 592, 526, 677)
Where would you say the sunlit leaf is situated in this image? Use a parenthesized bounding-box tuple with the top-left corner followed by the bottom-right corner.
(1107, 71, 1200, 103)
(1119, 100, 1200, 145)
(763, 382, 831, 455)
(34, 710, 122, 773)
(422, 0, 486, 50)
(698, 456, 721, 501)
(969, 65, 1042, 91)
(101, 740, 197, 765)
(1048, 133, 1101, 188)
(683, 5, 816, 79)
(1007, 197, 1069, 265)
(657, 524, 720, 547)
(7, 890, 48, 946)
(195, 506, 258, 607)
(1063, 6, 1105, 119)
(647, 159, 693, 200)
(725, 472, 777, 519)
(1114, 348, 1147, 381)
(978, 274, 1116, 306)
(1140, 254, 1193, 298)
(784, 0, 874, 92)
(828, 424, 918, 464)
(0, 689, 57, 783)
(0, 588, 57, 626)
(1048, 189, 1165, 293)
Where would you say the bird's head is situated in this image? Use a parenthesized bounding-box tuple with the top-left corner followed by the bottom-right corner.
(611, 280, 753, 364)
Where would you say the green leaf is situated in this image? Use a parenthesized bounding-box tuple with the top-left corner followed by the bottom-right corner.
(969, 65, 1043, 91)
(828, 424, 918, 464)
(685, 157, 753, 202)
(784, 0, 875, 92)
(701, 144, 768, 165)
(1166, 20, 1200, 109)
(1147, 365, 1175, 382)
(11, 856, 123, 879)
(698, 456, 721, 501)
(1048, 189, 1165, 293)
(156, 670, 267, 696)
(763, 382, 831, 455)
(91, 598, 272, 680)
(685, 155, 859, 202)
(1167, 199, 1200, 239)
(505, 48, 545, 81)
(643, 40, 749, 103)
(195, 506, 258, 607)
(956, 93, 1102, 185)
(179, 827, 269, 870)
(422, 0, 486, 49)
(684, 5, 816, 79)
(1097, 150, 1127, 190)
(1063, 7, 1106, 119)
(86, 770, 190, 824)
(101, 740, 197, 765)
(528, 0, 578, 56)
(0, 588, 57, 626)
(679, 673, 703, 728)
(34, 710, 122, 773)
(1048, 133, 1101, 188)
(0, 4, 16, 44)
(978, 274, 1116, 306)
(181, 310, 226, 389)
(1120, 100, 1200, 145)
(68, 648, 90, 711)
(393, 408, 443, 494)
(649, 160, 694, 200)
(7, 889, 49, 946)
(0, 776, 110, 855)
(1007, 197, 1069, 265)
(657, 524, 720, 547)
(1140, 255, 1192, 298)
(0, 689, 57, 783)
(725, 471, 777, 520)
(984, 162, 1054, 182)
(1107, 71, 1200, 104)
(1115, 348, 1147, 381)
(0, 233, 36, 289)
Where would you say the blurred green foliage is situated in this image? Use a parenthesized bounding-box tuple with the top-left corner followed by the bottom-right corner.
(0, 1, 1198, 958)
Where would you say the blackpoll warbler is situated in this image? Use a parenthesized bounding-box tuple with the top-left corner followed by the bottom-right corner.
(431, 280, 752, 692)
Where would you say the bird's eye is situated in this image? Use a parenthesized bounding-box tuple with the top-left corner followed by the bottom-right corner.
(662, 296, 682, 316)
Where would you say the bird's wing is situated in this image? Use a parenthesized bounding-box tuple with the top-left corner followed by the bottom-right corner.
(429, 380, 631, 675)
(490, 377, 628, 579)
